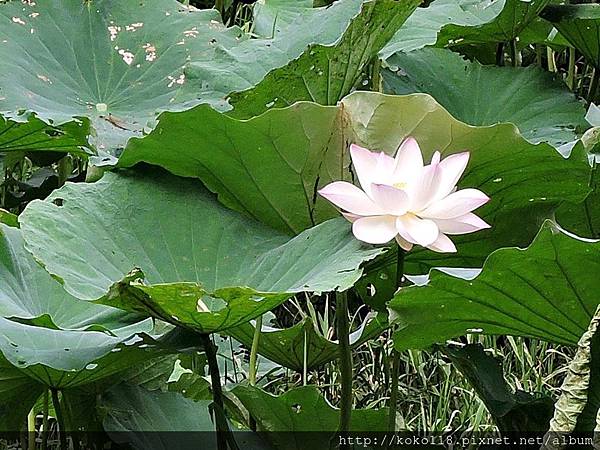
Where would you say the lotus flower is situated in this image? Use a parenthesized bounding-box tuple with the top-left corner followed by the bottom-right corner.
(318, 138, 490, 253)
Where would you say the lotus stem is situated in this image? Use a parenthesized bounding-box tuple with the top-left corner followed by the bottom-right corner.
(547, 47, 557, 72)
(509, 39, 521, 67)
(50, 388, 67, 450)
(27, 408, 35, 450)
(201, 333, 235, 450)
(495, 42, 504, 66)
(387, 247, 405, 443)
(248, 315, 262, 431)
(567, 47, 577, 91)
(248, 315, 262, 386)
(588, 68, 600, 104)
(336, 290, 353, 449)
(41, 390, 49, 450)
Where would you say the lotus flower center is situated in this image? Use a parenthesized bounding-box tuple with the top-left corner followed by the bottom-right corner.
(393, 181, 407, 190)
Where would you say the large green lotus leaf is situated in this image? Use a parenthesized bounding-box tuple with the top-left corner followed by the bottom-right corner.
(0, 0, 367, 152)
(381, 0, 550, 58)
(252, 0, 314, 37)
(19, 170, 384, 333)
(118, 91, 590, 272)
(226, 314, 387, 372)
(0, 114, 91, 156)
(0, 354, 44, 431)
(389, 221, 600, 351)
(540, 5, 600, 69)
(233, 385, 388, 450)
(102, 384, 214, 433)
(0, 317, 160, 389)
(0, 224, 143, 331)
(382, 48, 587, 147)
(228, 0, 420, 119)
(544, 306, 600, 435)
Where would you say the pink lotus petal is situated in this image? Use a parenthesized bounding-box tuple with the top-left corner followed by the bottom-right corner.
(318, 181, 383, 216)
(370, 184, 409, 215)
(406, 160, 441, 212)
(426, 232, 457, 253)
(419, 188, 489, 219)
(395, 235, 413, 251)
(350, 144, 394, 195)
(434, 213, 490, 235)
(352, 215, 398, 244)
(432, 152, 470, 200)
(396, 214, 439, 247)
(392, 137, 423, 183)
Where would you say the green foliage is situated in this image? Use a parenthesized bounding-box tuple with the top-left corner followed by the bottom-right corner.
(389, 221, 600, 350)
(383, 48, 588, 147)
(382, 0, 550, 57)
(19, 170, 383, 333)
(0, 0, 598, 441)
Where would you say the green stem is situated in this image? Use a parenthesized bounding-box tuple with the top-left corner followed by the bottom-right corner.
(588, 68, 600, 104)
(248, 315, 262, 431)
(336, 290, 353, 449)
(27, 408, 35, 450)
(51, 389, 67, 450)
(547, 47, 556, 72)
(387, 247, 405, 442)
(41, 390, 49, 450)
(248, 316, 262, 386)
(509, 39, 520, 67)
(567, 47, 577, 90)
(495, 42, 504, 66)
(201, 334, 235, 450)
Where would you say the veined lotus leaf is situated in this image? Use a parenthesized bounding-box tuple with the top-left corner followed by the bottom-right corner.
(389, 221, 600, 351)
(383, 48, 588, 147)
(227, 0, 420, 119)
(0, 114, 91, 156)
(381, 0, 550, 58)
(233, 384, 388, 450)
(0, 0, 370, 152)
(119, 91, 590, 273)
(19, 170, 384, 334)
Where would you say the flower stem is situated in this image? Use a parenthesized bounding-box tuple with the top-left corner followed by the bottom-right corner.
(50, 388, 67, 450)
(387, 247, 405, 442)
(567, 47, 577, 91)
(27, 408, 35, 450)
(201, 333, 235, 450)
(588, 68, 600, 104)
(248, 315, 262, 431)
(336, 290, 353, 448)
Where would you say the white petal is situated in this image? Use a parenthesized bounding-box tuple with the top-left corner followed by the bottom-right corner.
(393, 137, 423, 182)
(352, 215, 398, 244)
(407, 161, 441, 211)
(370, 184, 409, 215)
(426, 233, 457, 253)
(350, 144, 394, 195)
(419, 188, 489, 219)
(319, 181, 383, 215)
(396, 214, 439, 247)
(434, 213, 491, 235)
(395, 235, 413, 251)
(433, 152, 470, 200)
